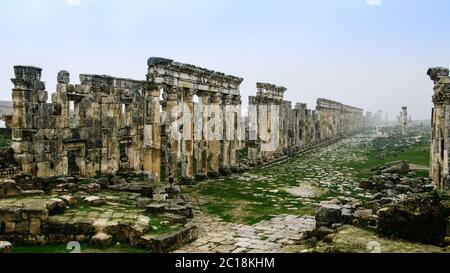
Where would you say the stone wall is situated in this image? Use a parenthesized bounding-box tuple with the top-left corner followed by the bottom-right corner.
(0, 206, 48, 245)
(428, 67, 450, 190)
(248, 86, 364, 166)
(6, 59, 364, 183)
(316, 98, 364, 139)
(6, 66, 161, 179)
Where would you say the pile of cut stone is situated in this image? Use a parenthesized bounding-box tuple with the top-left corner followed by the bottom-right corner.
(304, 161, 450, 247)
(359, 161, 434, 208)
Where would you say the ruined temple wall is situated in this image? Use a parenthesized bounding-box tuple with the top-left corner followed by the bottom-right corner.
(8, 66, 148, 178)
(316, 99, 343, 140)
(428, 67, 450, 190)
(147, 58, 243, 181)
(316, 99, 364, 141)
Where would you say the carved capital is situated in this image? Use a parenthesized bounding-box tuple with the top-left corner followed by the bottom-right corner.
(428, 67, 449, 83)
(163, 86, 178, 101)
(232, 95, 242, 105)
(223, 94, 233, 105)
(184, 88, 195, 102)
(210, 93, 222, 104)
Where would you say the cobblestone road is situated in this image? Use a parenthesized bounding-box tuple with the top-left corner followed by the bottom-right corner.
(174, 209, 315, 253)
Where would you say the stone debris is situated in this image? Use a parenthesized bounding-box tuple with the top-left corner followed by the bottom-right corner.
(84, 196, 106, 206)
(0, 241, 12, 253)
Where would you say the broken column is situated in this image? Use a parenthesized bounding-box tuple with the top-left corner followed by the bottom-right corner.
(401, 106, 408, 135)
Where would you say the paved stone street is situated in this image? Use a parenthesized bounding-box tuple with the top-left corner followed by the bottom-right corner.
(175, 135, 375, 253)
(174, 209, 315, 253)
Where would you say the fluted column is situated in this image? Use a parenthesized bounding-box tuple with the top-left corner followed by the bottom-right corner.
(230, 95, 241, 170)
(248, 96, 260, 166)
(181, 88, 194, 183)
(220, 94, 233, 175)
(196, 91, 209, 179)
(164, 86, 179, 183)
(208, 93, 222, 176)
(143, 83, 161, 182)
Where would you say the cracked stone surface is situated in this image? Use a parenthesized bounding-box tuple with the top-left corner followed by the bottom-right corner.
(174, 210, 315, 253)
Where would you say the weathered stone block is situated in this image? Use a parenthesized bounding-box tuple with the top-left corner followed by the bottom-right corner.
(0, 241, 12, 253)
(84, 196, 106, 206)
(316, 204, 342, 227)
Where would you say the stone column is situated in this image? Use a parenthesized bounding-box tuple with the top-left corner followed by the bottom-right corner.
(181, 88, 194, 183)
(220, 94, 233, 175)
(143, 83, 161, 182)
(248, 96, 261, 166)
(196, 91, 209, 179)
(164, 86, 179, 183)
(401, 106, 408, 135)
(208, 93, 222, 176)
(230, 95, 241, 171)
(428, 67, 450, 190)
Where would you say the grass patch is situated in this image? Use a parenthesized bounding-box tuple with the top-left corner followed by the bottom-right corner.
(0, 135, 11, 149)
(344, 132, 430, 180)
(147, 217, 183, 235)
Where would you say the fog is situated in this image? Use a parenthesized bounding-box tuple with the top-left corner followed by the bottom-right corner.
(1, 0, 450, 120)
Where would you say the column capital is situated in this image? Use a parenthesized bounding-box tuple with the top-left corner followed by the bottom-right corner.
(210, 93, 222, 104)
(427, 67, 449, 84)
(232, 95, 242, 105)
(163, 85, 178, 101)
(184, 88, 195, 102)
(223, 94, 233, 105)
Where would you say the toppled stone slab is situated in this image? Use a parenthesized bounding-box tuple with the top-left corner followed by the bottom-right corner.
(91, 232, 113, 247)
(146, 204, 166, 214)
(163, 213, 187, 224)
(108, 183, 153, 198)
(283, 182, 324, 197)
(22, 190, 45, 196)
(45, 198, 66, 215)
(379, 161, 410, 175)
(84, 196, 106, 206)
(316, 204, 342, 227)
(80, 183, 101, 193)
(136, 197, 153, 209)
(60, 195, 77, 206)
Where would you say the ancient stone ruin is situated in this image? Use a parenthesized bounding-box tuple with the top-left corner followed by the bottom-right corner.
(428, 67, 450, 190)
(0, 57, 367, 250)
(400, 106, 409, 135)
(248, 84, 364, 166)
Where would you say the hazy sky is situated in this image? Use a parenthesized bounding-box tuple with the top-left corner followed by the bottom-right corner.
(1, 0, 450, 120)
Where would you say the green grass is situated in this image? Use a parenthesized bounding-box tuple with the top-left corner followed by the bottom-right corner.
(343, 133, 430, 180)
(184, 170, 317, 225)
(147, 217, 183, 235)
(0, 135, 11, 149)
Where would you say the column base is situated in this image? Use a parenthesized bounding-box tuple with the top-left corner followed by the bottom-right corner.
(230, 165, 240, 173)
(207, 171, 221, 178)
(219, 167, 232, 176)
(180, 177, 195, 185)
(195, 173, 208, 181)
